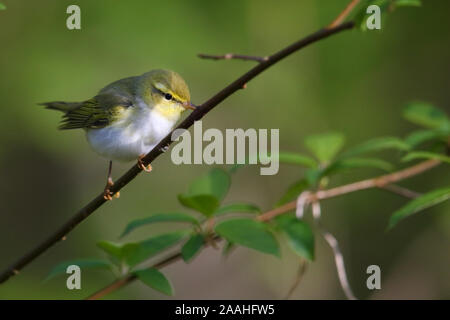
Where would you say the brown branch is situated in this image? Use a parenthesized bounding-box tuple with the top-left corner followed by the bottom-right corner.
(261, 159, 440, 221)
(0, 22, 355, 285)
(315, 159, 439, 200)
(328, 0, 361, 29)
(85, 159, 440, 299)
(198, 53, 269, 63)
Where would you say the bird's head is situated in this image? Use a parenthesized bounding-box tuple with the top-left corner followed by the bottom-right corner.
(139, 69, 195, 120)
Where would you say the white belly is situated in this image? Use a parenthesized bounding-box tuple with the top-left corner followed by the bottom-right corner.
(86, 108, 177, 162)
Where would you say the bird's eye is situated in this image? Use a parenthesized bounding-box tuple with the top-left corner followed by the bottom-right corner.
(164, 93, 173, 101)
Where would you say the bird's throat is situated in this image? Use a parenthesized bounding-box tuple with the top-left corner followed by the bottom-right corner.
(153, 103, 184, 121)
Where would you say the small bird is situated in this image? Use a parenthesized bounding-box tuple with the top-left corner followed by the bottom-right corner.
(41, 69, 196, 200)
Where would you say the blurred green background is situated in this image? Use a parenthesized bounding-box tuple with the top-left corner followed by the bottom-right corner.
(0, 0, 449, 299)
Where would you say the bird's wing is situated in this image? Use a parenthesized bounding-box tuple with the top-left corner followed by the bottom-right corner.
(59, 93, 133, 130)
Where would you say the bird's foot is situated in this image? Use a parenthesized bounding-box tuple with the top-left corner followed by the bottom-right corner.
(103, 187, 113, 201)
(103, 178, 120, 200)
(137, 155, 153, 172)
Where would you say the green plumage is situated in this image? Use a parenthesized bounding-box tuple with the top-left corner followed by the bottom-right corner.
(40, 77, 137, 130)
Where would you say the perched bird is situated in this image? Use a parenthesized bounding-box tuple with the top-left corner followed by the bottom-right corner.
(41, 69, 196, 200)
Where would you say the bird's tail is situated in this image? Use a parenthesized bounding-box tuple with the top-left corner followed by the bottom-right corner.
(39, 101, 83, 113)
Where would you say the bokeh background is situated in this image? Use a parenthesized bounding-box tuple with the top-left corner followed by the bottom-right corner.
(0, 0, 449, 299)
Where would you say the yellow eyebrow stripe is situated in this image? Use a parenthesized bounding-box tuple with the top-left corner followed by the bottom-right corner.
(153, 83, 186, 103)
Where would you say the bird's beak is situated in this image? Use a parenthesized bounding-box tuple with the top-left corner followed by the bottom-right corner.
(183, 101, 197, 110)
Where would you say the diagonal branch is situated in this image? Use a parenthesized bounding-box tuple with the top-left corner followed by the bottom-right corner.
(260, 159, 441, 221)
(0, 22, 355, 285)
(85, 159, 440, 299)
(328, 0, 361, 29)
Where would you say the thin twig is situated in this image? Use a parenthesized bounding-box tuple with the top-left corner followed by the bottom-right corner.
(328, 0, 361, 29)
(315, 159, 439, 200)
(200, 1, 362, 66)
(0, 21, 355, 285)
(284, 259, 308, 300)
(380, 184, 421, 199)
(198, 53, 269, 63)
(312, 202, 356, 300)
(86, 159, 440, 299)
(258, 159, 440, 222)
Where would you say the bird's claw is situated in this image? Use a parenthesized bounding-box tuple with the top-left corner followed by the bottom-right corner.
(103, 190, 113, 201)
(103, 179, 119, 200)
(137, 156, 153, 172)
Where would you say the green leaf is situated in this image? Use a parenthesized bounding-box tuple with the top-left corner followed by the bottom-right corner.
(325, 157, 394, 175)
(403, 102, 449, 129)
(402, 151, 450, 164)
(342, 137, 410, 158)
(278, 152, 317, 168)
(215, 203, 261, 215)
(135, 268, 173, 296)
(0, 3, 6, 10)
(304, 168, 323, 186)
(404, 129, 450, 148)
(181, 233, 205, 262)
(126, 231, 188, 267)
(178, 168, 230, 216)
(120, 213, 199, 238)
(215, 218, 280, 257)
(97, 241, 124, 259)
(188, 168, 230, 201)
(276, 179, 309, 206)
(304, 133, 345, 163)
(389, 187, 450, 229)
(46, 259, 112, 281)
(276, 215, 314, 261)
(96, 241, 139, 263)
(177, 194, 220, 216)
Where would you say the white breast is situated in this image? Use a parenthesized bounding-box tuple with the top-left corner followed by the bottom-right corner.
(86, 104, 178, 162)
